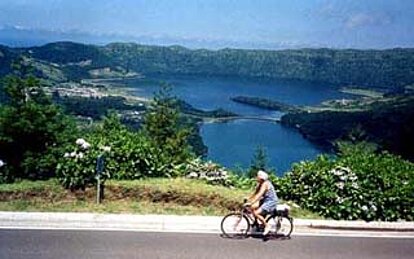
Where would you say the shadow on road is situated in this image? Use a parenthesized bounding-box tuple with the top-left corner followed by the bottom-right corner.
(219, 233, 292, 242)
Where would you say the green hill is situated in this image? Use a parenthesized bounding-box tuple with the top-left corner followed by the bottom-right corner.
(0, 42, 413, 89)
(0, 45, 19, 75)
(281, 95, 414, 160)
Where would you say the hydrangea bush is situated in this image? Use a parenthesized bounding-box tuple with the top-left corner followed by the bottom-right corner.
(181, 158, 232, 186)
(56, 115, 192, 190)
(56, 138, 109, 190)
(276, 143, 414, 221)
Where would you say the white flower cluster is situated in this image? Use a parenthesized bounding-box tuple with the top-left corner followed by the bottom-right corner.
(76, 138, 91, 150)
(185, 159, 229, 184)
(99, 146, 111, 152)
(362, 202, 378, 213)
(64, 138, 92, 159)
(336, 197, 345, 204)
(330, 166, 359, 190)
(335, 182, 345, 190)
(64, 151, 84, 159)
(64, 139, 112, 160)
(0, 159, 5, 168)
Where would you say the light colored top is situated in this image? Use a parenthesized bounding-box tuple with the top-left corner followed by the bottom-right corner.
(260, 180, 278, 212)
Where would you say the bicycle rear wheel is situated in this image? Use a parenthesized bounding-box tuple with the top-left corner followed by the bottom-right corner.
(221, 212, 250, 238)
(266, 216, 293, 237)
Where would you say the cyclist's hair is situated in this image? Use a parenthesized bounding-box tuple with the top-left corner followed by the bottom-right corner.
(257, 170, 268, 180)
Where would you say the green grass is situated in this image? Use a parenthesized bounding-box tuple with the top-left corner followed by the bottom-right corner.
(0, 178, 320, 218)
(0, 179, 62, 193)
(0, 200, 229, 215)
(108, 178, 249, 201)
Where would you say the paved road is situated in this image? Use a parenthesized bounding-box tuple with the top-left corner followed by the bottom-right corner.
(0, 229, 412, 259)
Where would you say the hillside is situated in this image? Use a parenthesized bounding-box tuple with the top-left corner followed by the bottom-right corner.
(281, 95, 414, 160)
(0, 45, 19, 76)
(0, 42, 413, 89)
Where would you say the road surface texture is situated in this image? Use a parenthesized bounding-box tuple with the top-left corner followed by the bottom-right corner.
(1, 229, 413, 259)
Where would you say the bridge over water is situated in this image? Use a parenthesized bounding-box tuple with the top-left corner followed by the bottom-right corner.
(202, 115, 281, 123)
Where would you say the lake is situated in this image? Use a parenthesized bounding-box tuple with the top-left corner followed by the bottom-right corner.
(127, 75, 352, 174)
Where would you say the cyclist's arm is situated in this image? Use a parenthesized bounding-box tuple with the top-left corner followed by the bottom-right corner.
(247, 184, 259, 201)
(249, 182, 268, 204)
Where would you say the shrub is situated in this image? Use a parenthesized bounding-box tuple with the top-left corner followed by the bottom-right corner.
(0, 159, 12, 183)
(278, 143, 414, 221)
(181, 158, 233, 186)
(56, 114, 191, 190)
(56, 138, 105, 190)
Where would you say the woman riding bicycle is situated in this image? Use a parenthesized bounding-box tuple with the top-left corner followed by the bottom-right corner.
(246, 170, 278, 235)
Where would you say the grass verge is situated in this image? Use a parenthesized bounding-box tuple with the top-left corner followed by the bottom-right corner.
(0, 178, 320, 218)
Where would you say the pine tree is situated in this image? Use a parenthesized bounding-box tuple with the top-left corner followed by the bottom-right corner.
(247, 145, 268, 178)
(142, 84, 192, 166)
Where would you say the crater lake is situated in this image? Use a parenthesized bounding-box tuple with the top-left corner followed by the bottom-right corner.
(126, 75, 352, 174)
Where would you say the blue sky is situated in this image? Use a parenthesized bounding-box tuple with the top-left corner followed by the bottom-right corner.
(0, 0, 413, 49)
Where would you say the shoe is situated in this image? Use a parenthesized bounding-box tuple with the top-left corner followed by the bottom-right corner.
(263, 224, 271, 236)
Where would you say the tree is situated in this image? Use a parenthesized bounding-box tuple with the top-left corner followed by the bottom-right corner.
(142, 84, 193, 167)
(247, 145, 268, 178)
(0, 71, 76, 182)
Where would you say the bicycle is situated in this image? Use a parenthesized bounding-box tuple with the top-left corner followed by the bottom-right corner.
(220, 202, 293, 239)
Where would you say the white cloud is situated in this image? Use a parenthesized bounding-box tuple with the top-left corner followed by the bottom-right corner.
(345, 12, 392, 29)
(310, 1, 394, 30)
(313, 1, 343, 19)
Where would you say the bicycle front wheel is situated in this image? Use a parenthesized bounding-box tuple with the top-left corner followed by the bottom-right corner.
(221, 212, 250, 238)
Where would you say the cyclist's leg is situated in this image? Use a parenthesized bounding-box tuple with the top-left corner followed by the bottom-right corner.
(257, 203, 276, 235)
(253, 207, 271, 235)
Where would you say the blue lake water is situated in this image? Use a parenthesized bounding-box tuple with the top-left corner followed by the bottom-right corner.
(127, 75, 352, 174)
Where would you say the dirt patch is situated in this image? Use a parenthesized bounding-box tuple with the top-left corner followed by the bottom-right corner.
(0, 188, 96, 203)
(0, 190, 62, 201)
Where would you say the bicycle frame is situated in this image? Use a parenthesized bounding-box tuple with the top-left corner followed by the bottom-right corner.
(241, 205, 286, 231)
(240, 205, 267, 229)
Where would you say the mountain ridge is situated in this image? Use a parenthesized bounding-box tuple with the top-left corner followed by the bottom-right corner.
(0, 41, 413, 89)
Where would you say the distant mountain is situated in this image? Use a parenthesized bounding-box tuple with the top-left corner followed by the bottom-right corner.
(0, 41, 413, 89)
(0, 26, 131, 47)
(0, 26, 318, 50)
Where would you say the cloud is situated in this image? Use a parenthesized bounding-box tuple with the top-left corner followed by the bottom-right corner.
(310, 1, 394, 30)
(313, 1, 343, 19)
(345, 12, 393, 29)
(309, 0, 351, 21)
